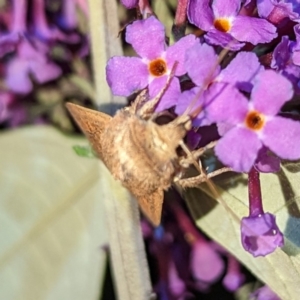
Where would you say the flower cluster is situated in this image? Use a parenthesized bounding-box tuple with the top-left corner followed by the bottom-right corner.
(0, 0, 88, 127)
(108, 0, 300, 257)
(142, 191, 245, 299)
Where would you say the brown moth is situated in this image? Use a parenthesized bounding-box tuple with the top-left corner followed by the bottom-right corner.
(66, 78, 211, 226)
(66, 45, 235, 226)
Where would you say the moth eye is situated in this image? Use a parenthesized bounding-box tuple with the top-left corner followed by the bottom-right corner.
(214, 18, 231, 33)
(245, 111, 265, 130)
(149, 58, 167, 77)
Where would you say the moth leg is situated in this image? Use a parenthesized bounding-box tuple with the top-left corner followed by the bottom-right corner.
(179, 141, 217, 168)
(176, 174, 206, 188)
(177, 166, 233, 188)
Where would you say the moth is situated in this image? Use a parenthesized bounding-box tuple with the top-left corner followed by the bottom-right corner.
(66, 75, 210, 226)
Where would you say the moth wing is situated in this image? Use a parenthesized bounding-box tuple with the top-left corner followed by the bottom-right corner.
(66, 103, 112, 157)
(136, 189, 164, 227)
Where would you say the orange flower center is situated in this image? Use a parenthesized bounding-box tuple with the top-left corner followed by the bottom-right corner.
(245, 111, 265, 131)
(214, 18, 231, 32)
(149, 58, 167, 77)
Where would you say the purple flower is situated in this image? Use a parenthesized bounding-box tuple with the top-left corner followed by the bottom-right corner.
(170, 199, 224, 285)
(254, 146, 281, 173)
(168, 261, 187, 298)
(241, 168, 284, 257)
(175, 43, 263, 126)
(188, 0, 277, 50)
(222, 253, 245, 291)
(58, 0, 88, 30)
(59, 0, 78, 30)
(0, 0, 79, 58)
(271, 25, 300, 94)
(32, 0, 79, 43)
(241, 213, 284, 256)
(210, 242, 245, 291)
(207, 70, 300, 172)
(5, 39, 62, 94)
(190, 240, 224, 283)
(75, 0, 89, 17)
(257, 0, 300, 23)
(0, 0, 27, 57)
(0, 92, 14, 123)
(142, 190, 248, 297)
(106, 16, 198, 111)
(0, 91, 27, 126)
(121, 0, 138, 9)
(251, 285, 281, 300)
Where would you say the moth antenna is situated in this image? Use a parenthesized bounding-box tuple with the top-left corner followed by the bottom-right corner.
(139, 61, 179, 119)
(189, 104, 203, 120)
(130, 89, 149, 114)
(182, 46, 231, 119)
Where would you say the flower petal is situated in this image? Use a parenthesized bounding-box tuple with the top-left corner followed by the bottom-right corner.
(215, 127, 262, 172)
(30, 61, 62, 83)
(0, 92, 13, 123)
(262, 117, 300, 160)
(251, 70, 293, 115)
(175, 87, 211, 126)
(217, 52, 263, 92)
(251, 286, 281, 300)
(187, 0, 214, 31)
(241, 213, 284, 257)
(169, 261, 186, 297)
(186, 130, 202, 150)
(271, 36, 291, 71)
(254, 146, 281, 173)
(106, 56, 149, 96)
(222, 254, 245, 292)
(190, 241, 224, 283)
(294, 24, 300, 46)
(205, 82, 248, 124)
(121, 0, 138, 9)
(126, 16, 165, 60)
(5, 59, 32, 94)
(259, 1, 298, 22)
(231, 16, 277, 44)
(292, 51, 300, 66)
(217, 122, 235, 136)
(204, 30, 245, 51)
(185, 43, 220, 87)
(212, 0, 240, 17)
(257, 0, 274, 18)
(150, 76, 181, 111)
(166, 35, 198, 76)
(0, 32, 19, 57)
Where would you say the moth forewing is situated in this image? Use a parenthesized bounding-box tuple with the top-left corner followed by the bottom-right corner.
(136, 189, 164, 227)
(66, 103, 112, 160)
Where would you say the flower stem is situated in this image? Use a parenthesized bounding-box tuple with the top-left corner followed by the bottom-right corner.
(172, 0, 188, 41)
(12, 0, 27, 32)
(87, 1, 152, 299)
(248, 167, 264, 216)
(138, 0, 153, 18)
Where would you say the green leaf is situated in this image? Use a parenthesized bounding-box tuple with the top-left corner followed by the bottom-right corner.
(181, 163, 300, 299)
(0, 126, 108, 300)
